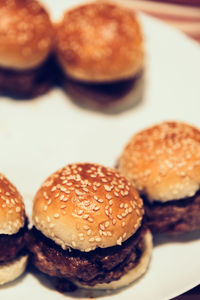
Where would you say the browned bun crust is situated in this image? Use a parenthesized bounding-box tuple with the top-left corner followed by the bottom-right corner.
(33, 163, 144, 252)
(0, 174, 25, 234)
(55, 1, 144, 82)
(0, 0, 54, 70)
(119, 121, 200, 202)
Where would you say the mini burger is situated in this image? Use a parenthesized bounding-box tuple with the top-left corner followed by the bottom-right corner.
(0, 174, 28, 285)
(55, 2, 144, 112)
(27, 163, 152, 290)
(0, 0, 54, 99)
(119, 121, 200, 234)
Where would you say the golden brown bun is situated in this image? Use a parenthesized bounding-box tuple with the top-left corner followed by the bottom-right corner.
(55, 1, 144, 82)
(0, 174, 25, 234)
(0, 255, 28, 285)
(75, 229, 152, 290)
(0, 0, 53, 70)
(119, 121, 200, 202)
(33, 163, 144, 252)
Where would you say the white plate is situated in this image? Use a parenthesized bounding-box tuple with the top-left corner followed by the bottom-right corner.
(0, 0, 200, 299)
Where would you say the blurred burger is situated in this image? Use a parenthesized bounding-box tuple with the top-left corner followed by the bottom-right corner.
(0, 0, 54, 99)
(27, 163, 152, 290)
(0, 174, 28, 285)
(55, 1, 145, 112)
(119, 121, 200, 234)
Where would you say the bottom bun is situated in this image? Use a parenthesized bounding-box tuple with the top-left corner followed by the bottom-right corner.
(75, 229, 152, 290)
(63, 71, 145, 114)
(0, 255, 28, 285)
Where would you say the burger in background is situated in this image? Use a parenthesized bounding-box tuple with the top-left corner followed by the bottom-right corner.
(26, 163, 152, 291)
(0, 0, 54, 99)
(0, 173, 28, 285)
(55, 1, 145, 113)
(119, 121, 200, 234)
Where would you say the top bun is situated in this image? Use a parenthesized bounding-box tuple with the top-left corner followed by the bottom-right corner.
(119, 121, 200, 202)
(55, 1, 144, 82)
(33, 163, 144, 252)
(0, 0, 53, 70)
(0, 174, 25, 235)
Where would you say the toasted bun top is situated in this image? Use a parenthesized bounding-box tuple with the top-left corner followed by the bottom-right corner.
(119, 121, 200, 202)
(0, 0, 53, 70)
(33, 163, 144, 252)
(55, 1, 144, 82)
(0, 174, 25, 234)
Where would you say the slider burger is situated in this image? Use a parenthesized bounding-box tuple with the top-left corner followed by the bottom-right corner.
(119, 121, 200, 234)
(0, 174, 28, 285)
(55, 2, 144, 112)
(27, 163, 152, 290)
(0, 0, 54, 99)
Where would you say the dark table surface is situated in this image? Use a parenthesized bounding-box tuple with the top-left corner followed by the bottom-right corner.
(172, 285, 200, 299)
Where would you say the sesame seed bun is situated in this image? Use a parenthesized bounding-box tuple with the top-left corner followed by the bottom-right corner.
(119, 121, 200, 202)
(0, 0, 53, 70)
(0, 254, 28, 285)
(0, 174, 25, 235)
(33, 163, 144, 252)
(55, 1, 144, 82)
(75, 229, 152, 290)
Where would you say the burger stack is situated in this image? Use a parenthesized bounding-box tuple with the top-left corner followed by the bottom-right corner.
(0, 0, 144, 112)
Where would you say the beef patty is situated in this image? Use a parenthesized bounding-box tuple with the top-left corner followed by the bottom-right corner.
(144, 190, 200, 234)
(0, 223, 27, 264)
(26, 224, 147, 286)
(0, 56, 58, 99)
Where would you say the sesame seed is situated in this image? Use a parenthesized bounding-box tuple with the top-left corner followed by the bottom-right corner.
(112, 219, 116, 225)
(60, 194, 64, 200)
(54, 213, 59, 218)
(107, 231, 112, 236)
(60, 205, 66, 209)
(105, 221, 110, 228)
(97, 198, 103, 203)
(100, 224, 105, 230)
(106, 194, 112, 200)
(77, 210, 83, 215)
(109, 200, 113, 205)
(43, 206, 47, 212)
(87, 229, 91, 235)
(83, 225, 89, 230)
(88, 217, 93, 222)
(16, 207, 21, 213)
(117, 215, 122, 220)
(123, 232, 127, 239)
(122, 222, 126, 227)
(136, 209, 140, 215)
(93, 206, 100, 211)
(83, 214, 89, 219)
(117, 237, 122, 245)
(89, 237, 95, 242)
(72, 241, 76, 247)
(96, 237, 101, 242)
